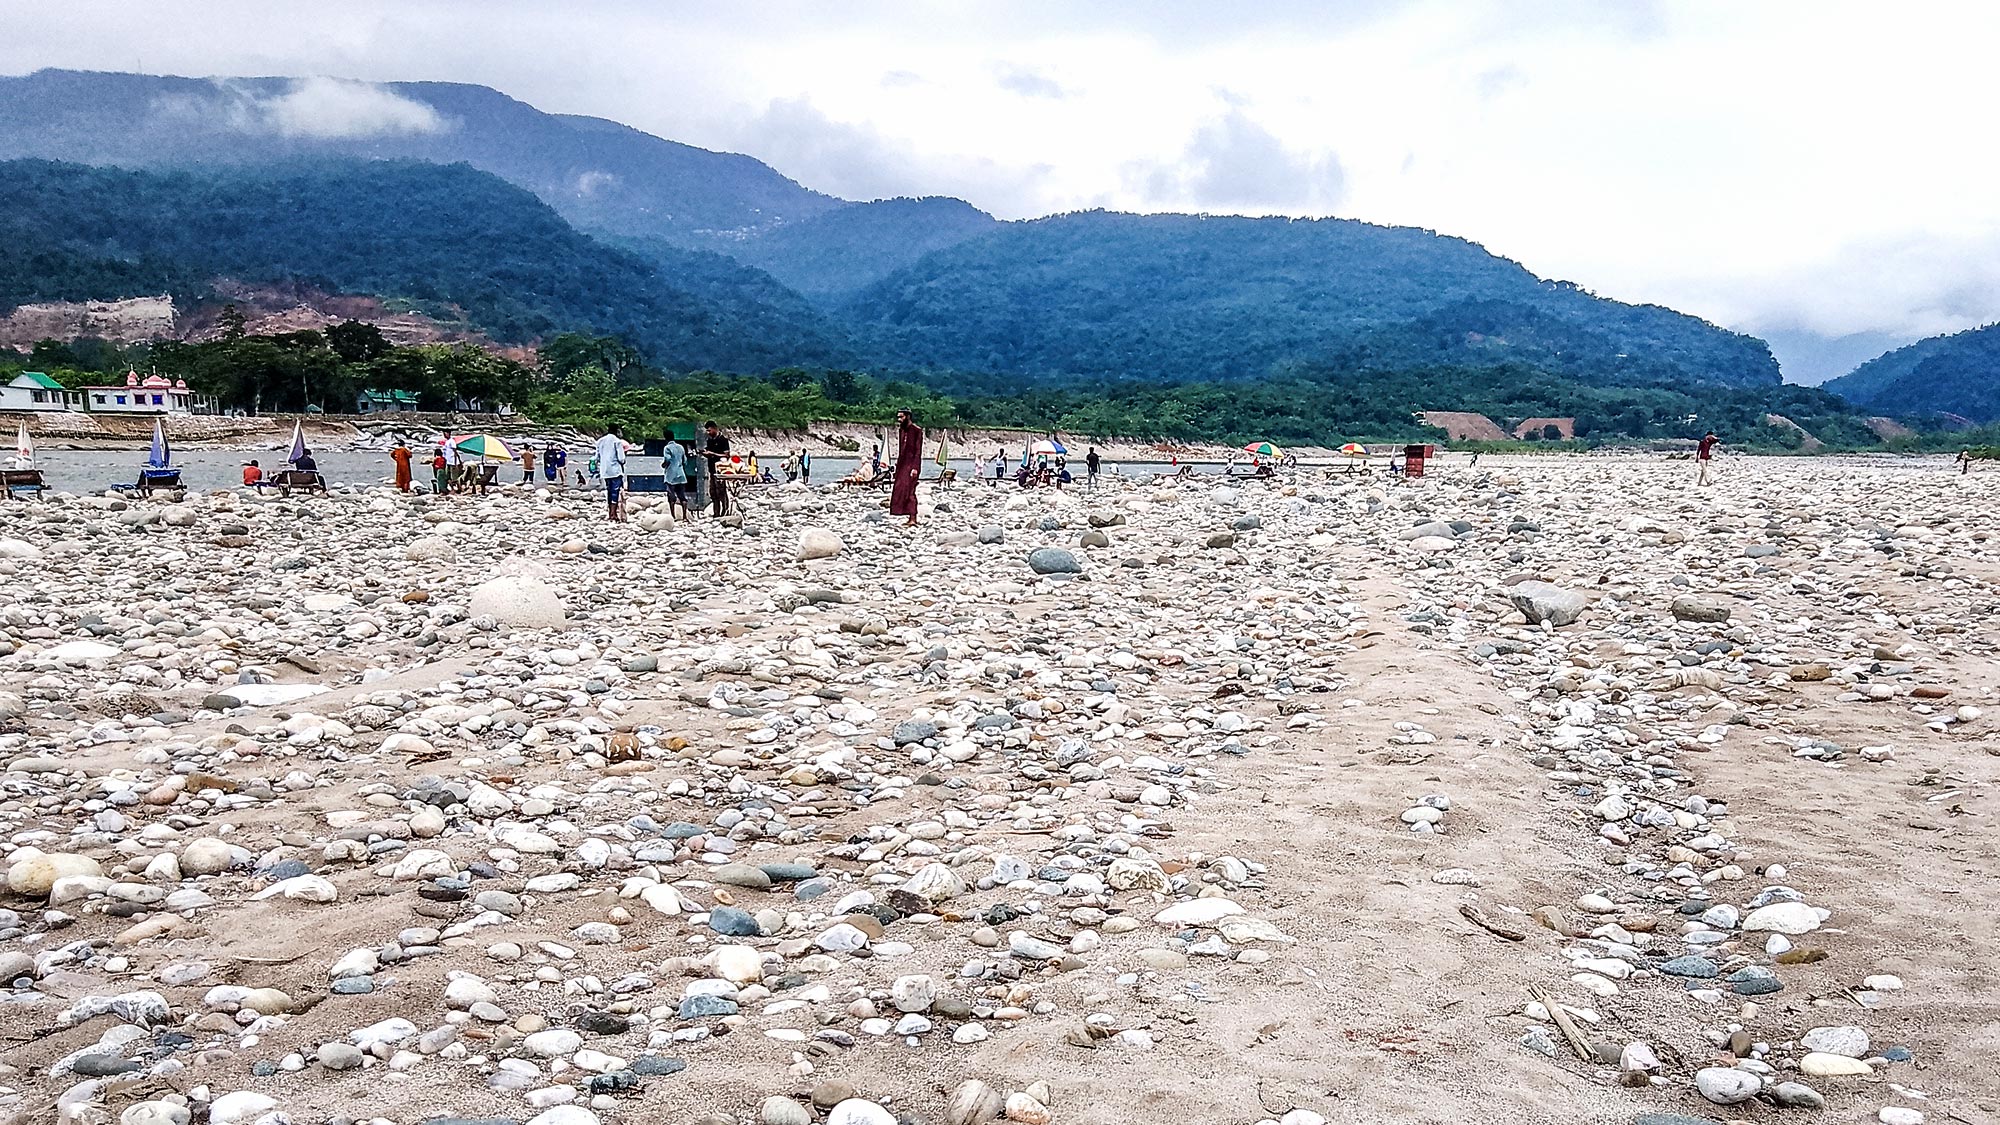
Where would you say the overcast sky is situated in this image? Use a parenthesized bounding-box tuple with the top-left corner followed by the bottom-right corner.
(6, 0, 1998, 380)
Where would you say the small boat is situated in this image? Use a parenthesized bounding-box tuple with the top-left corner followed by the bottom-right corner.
(1, 422, 45, 499)
(136, 416, 182, 494)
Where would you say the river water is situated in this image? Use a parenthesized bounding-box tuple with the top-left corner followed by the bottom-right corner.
(11, 450, 1260, 494)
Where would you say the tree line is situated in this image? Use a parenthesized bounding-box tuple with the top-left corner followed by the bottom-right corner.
(0, 325, 1962, 452)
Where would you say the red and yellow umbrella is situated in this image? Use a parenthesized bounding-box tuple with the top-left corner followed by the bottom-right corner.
(1242, 441, 1283, 459)
(1337, 443, 1369, 457)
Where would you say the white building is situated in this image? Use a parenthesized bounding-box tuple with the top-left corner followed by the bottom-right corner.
(0, 371, 81, 411)
(80, 371, 213, 414)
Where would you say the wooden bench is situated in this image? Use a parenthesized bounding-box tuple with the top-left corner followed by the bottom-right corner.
(0, 469, 45, 499)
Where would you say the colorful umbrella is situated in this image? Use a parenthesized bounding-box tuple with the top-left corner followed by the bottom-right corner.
(1242, 441, 1283, 459)
(1031, 439, 1066, 456)
(448, 433, 517, 461)
(1337, 443, 1369, 457)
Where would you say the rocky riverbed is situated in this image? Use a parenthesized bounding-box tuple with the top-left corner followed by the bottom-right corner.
(0, 457, 1993, 1125)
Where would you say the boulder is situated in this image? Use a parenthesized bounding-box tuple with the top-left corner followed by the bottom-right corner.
(797, 527, 844, 561)
(179, 838, 253, 876)
(7, 851, 103, 896)
(403, 536, 456, 562)
(468, 574, 567, 628)
(1695, 1067, 1762, 1105)
(1507, 581, 1587, 626)
(1671, 595, 1732, 623)
(1026, 547, 1081, 575)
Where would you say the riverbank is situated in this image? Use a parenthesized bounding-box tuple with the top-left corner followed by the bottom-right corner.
(0, 456, 1990, 1125)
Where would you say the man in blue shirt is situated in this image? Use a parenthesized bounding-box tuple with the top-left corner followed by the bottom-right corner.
(663, 438, 690, 520)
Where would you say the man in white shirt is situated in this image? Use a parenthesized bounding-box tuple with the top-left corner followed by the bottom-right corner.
(594, 425, 628, 521)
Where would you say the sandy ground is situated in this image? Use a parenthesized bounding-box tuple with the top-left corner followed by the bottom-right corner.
(0, 454, 1994, 1125)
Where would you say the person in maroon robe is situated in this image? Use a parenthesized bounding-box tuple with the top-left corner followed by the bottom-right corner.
(890, 409, 923, 524)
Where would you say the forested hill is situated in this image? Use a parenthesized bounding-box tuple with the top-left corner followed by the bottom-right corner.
(0, 159, 853, 371)
(712, 197, 1001, 301)
(0, 69, 842, 243)
(1824, 323, 2000, 423)
(844, 211, 1782, 388)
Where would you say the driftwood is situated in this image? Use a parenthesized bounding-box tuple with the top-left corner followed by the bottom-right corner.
(1527, 984, 1595, 1061)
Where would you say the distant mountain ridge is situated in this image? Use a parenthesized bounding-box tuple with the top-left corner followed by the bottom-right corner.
(1823, 323, 2000, 423)
(0, 68, 842, 241)
(0, 68, 1787, 394)
(843, 211, 1781, 386)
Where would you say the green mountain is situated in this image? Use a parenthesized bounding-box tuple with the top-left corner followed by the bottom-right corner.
(1825, 323, 2000, 423)
(842, 211, 1780, 387)
(712, 197, 1000, 301)
(0, 158, 853, 371)
(0, 69, 842, 242)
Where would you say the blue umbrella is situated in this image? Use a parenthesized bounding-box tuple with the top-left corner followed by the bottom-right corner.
(288, 420, 307, 464)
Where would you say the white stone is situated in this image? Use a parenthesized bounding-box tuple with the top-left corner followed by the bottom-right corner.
(1695, 1067, 1762, 1105)
(797, 527, 844, 560)
(469, 573, 568, 628)
(1800, 1052, 1873, 1076)
(899, 862, 966, 903)
(207, 1092, 278, 1125)
(1154, 898, 1244, 926)
(1742, 901, 1822, 935)
(1800, 1025, 1869, 1058)
(827, 1100, 897, 1125)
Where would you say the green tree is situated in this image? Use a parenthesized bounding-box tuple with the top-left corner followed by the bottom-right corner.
(327, 320, 391, 364)
(544, 333, 640, 384)
(565, 364, 616, 402)
(821, 369, 863, 403)
(769, 366, 814, 391)
(29, 338, 77, 369)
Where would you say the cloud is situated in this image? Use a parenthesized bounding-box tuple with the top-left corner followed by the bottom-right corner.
(573, 170, 618, 197)
(725, 95, 1047, 212)
(995, 65, 1067, 99)
(261, 76, 446, 138)
(1719, 231, 2000, 342)
(1130, 108, 1345, 214)
(190, 76, 448, 139)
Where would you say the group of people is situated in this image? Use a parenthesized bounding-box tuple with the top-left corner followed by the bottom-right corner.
(240, 447, 318, 489)
(385, 439, 591, 496)
(967, 446, 1103, 490)
(595, 421, 744, 523)
(366, 417, 1101, 523)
